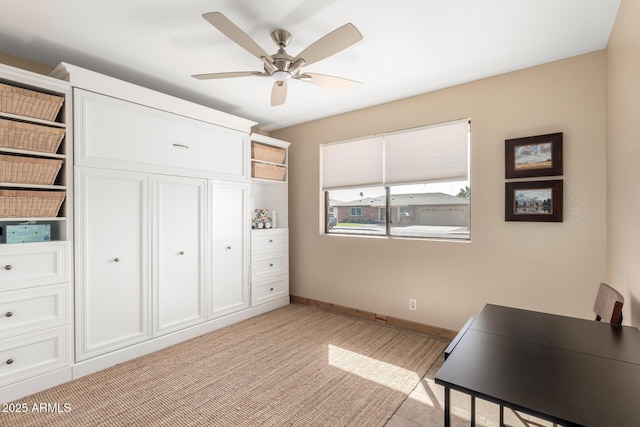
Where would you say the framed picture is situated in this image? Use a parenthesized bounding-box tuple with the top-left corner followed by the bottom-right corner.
(505, 132, 562, 178)
(505, 180, 563, 222)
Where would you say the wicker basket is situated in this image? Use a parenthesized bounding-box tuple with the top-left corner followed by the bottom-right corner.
(252, 162, 287, 181)
(0, 154, 63, 185)
(252, 142, 286, 164)
(0, 82, 64, 121)
(0, 189, 65, 218)
(0, 118, 65, 153)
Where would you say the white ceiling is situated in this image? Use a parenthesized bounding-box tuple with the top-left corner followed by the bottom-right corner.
(0, 0, 621, 131)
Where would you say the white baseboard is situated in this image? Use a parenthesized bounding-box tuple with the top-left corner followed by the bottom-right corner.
(0, 368, 73, 404)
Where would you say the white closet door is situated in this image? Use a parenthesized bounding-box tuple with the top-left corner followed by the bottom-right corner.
(153, 175, 206, 335)
(76, 168, 151, 360)
(210, 181, 248, 318)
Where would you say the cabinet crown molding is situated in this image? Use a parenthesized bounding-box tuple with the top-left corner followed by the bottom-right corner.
(51, 62, 256, 133)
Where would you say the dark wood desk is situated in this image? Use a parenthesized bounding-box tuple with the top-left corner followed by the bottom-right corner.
(435, 304, 640, 427)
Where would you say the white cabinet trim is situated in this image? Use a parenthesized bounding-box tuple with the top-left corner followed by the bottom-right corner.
(52, 63, 256, 133)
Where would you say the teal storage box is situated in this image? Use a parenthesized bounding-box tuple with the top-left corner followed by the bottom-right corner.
(5, 224, 51, 243)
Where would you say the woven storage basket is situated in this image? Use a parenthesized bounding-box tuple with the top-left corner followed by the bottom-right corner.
(0, 83, 64, 121)
(252, 162, 286, 181)
(0, 154, 63, 185)
(0, 189, 65, 218)
(0, 118, 65, 153)
(252, 142, 286, 164)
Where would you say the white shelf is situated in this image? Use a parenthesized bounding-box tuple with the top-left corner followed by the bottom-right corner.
(0, 111, 66, 128)
(0, 217, 67, 222)
(0, 147, 66, 159)
(0, 182, 66, 190)
(251, 158, 287, 168)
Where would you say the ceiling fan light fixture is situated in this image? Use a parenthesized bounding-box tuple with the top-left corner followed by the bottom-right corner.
(272, 70, 292, 81)
(196, 12, 363, 106)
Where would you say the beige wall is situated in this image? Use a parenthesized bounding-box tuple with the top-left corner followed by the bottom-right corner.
(0, 51, 53, 75)
(607, 0, 640, 328)
(273, 51, 608, 330)
(3, 7, 626, 331)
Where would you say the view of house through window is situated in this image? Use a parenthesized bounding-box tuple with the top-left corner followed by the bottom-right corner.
(326, 182, 470, 239)
(322, 119, 470, 240)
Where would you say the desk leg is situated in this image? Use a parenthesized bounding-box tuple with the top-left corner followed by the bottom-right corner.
(471, 396, 476, 426)
(499, 405, 504, 427)
(444, 387, 450, 427)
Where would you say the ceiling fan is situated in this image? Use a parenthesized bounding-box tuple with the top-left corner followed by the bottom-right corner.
(192, 12, 363, 106)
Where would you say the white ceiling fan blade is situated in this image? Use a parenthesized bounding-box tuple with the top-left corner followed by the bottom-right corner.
(297, 73, 361, 89)
(293, 23, 362, 67)
(271, 81, 287, 106)
(202, 12, 274, 63)
(192, 71, 267, 80)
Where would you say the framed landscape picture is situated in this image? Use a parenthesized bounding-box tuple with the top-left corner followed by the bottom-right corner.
(505, 132, 563, 178)
(505, 180, 563, 222)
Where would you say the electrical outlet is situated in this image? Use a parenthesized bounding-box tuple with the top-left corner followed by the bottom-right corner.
(409, 298, 417, 311)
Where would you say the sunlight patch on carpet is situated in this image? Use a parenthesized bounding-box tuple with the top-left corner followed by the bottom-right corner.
(328, 344, 421, 392)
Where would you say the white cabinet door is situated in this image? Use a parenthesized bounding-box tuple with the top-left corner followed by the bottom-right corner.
(153, 175, 206, 335)
(75, 168, 151, 360)
(74, 89, 247, 178)
(210, 181, 248, 318)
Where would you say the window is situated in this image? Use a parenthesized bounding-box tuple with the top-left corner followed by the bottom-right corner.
(321, 119, 470, 240)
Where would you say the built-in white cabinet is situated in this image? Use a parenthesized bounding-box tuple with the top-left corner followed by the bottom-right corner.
(75, 167, 151, 360)
(251, 228, 289, 306)
(0, 64, 73, 404)
(0, 63, 294, 404)
(50, 63, 293, 386)
(153, 175, 206, 335)
(0, 243, 71, 390)
(210, 181, 249, 318)
(249, 134, 290, 307)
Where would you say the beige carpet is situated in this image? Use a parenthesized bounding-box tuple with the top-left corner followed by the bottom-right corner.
(1, 304, 447, 427)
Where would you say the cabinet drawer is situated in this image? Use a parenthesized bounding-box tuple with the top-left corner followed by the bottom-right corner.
(251, 228, 288, 254)
(0, 242, 68, 291)
(0, 328, 68, 387)
(252, 251, 288, 280)
(0, 285, 67, 336)
(252, 275, 288, 306)
(75, 89, 247, 177)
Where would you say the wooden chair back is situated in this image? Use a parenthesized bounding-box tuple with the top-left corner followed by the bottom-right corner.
(593, 282, 624, 325)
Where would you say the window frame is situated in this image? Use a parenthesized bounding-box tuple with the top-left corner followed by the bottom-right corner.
(321, 119, 471, 240)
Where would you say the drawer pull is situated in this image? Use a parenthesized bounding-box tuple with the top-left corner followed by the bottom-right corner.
(172, 143, 190, 149)
(5, 312, 12, 318)
(114, 257, 120, 263)
(226, 246, 232, 250)
(179, 251, 185, 255)
(270, 288, 274, 292)
(269, 263, 274, 267)
(6, 359, 13, 365)
(4, 265, 12, 271)
(269, 239, 273, 243)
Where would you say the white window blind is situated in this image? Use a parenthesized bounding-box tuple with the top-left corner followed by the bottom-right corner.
(385, 119, 469, 185)
(321, 118, 469, 190)
(321, 136, 383, 190)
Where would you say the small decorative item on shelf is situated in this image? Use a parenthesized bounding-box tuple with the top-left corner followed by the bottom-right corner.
(251, 208, 273, 229)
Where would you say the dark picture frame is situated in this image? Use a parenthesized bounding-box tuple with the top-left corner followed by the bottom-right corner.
(505, 180, 563, 222)
(505, 132, 563, 179)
